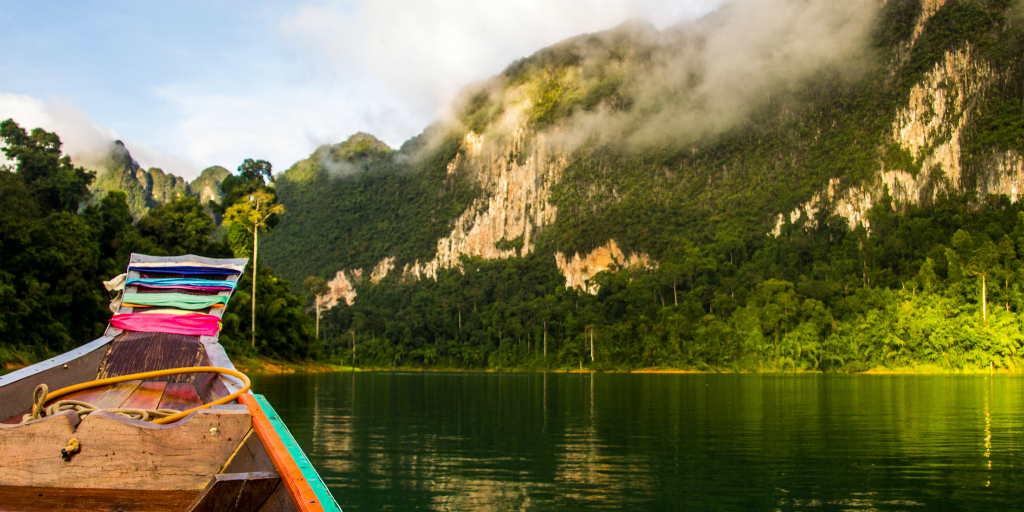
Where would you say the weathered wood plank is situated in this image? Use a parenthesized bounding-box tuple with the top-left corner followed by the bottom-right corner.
(257, 483, 298, 512)
(2, 384, 110, 425)
(0, 409, 251, 490)
(56, 384, 108, 406)
(159, 383, 204, 411)
(97, 331, 213, 385)
(222, 429, 278, 475)
(186, 472, 280, 512)
(121, 381, 168, 410)
(0, 485, 200, 511)
(89, 380, 142, 409)
(0, 338, 111, 423)
(0, 409, 79, 433)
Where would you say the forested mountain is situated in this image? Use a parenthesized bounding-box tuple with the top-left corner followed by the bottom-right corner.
(258, 0, 1024, 372)
(86, 141, 230, 217)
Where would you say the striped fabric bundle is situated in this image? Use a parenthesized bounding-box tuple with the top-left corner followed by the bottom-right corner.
(129, 261, 244, 276)
(121, 292, 229, 310)
(110, 312, 221, 336)
(127, 277, 236, 292)
(130, 265, 242, 276)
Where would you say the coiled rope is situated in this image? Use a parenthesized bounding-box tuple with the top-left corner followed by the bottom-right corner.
(23, 383, 179, 423)
(21, 366, 251, 425)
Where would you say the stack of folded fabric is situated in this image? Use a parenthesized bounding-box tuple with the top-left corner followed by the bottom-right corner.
(127, 277, 237, 292)
(108, 258, 245, 337)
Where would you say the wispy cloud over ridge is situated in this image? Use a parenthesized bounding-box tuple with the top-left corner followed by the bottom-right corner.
(282, 0, 721, 115)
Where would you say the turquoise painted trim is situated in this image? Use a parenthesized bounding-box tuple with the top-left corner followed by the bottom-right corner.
(254, 394, 342, 511)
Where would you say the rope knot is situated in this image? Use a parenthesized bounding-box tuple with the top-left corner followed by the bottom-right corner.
(23, 384, 49, 423)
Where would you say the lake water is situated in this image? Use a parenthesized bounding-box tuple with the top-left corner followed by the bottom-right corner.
(252, 372, 1024, 511)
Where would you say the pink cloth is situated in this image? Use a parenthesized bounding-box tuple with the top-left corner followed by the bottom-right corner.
(110, 313, 221, 336)
(133, 284, 232, 292)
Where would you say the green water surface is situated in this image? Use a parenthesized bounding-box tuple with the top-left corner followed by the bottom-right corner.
(251, 372, 1024, 511)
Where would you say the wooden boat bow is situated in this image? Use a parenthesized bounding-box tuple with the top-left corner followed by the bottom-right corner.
(0, 254, 341, 512)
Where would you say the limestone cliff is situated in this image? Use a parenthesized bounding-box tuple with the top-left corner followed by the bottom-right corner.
(322, 269, 361, 309)
(555, 240, 653, 293)
(87, 143, 229, 217)
(772, 44, 1022, 234)
(402, 87, 567, 280)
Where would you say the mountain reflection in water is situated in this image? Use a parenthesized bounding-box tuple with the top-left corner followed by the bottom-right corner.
(252, 372, 1024, 511)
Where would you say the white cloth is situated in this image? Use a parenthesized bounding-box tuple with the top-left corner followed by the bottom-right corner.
(104, 273, 127, 313)
(103, 273, 127, 292)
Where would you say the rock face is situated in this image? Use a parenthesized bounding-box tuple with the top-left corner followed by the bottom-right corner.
(148, 168, 191, 204)
(88, 144, 230, 217)
(772, 44, 1022, 233)
(323, 269, 361, 309)
(555, 240, 654, 293)
(401, 88, 567, 280)
(370, 257, 395, 284)
(88, 142, 179, 217)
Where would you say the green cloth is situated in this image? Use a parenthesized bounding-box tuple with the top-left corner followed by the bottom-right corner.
(121, 291, 228, 310)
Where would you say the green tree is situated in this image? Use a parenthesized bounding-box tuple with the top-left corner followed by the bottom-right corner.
(224, 190, 286, 346)
(137, 196, 218, 256)
(303, 276, 329, 339)
(0, 119, 94, 213)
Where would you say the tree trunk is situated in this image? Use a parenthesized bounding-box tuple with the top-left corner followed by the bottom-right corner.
(673, 283, 678, 306)
(251, 228, 257, 347)
(351, 331, 356, 366)
(458, 309, 462, 330)
(982, 273, 987, 323)
(543, 321, 547, 357)
(590, 329, 594, 362)
(315, 299, 320, 339)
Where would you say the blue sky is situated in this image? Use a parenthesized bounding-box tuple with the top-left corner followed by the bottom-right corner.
(0, 0, 715, 179)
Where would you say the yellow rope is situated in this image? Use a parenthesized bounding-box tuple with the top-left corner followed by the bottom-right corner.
(22, 367, 251, 425)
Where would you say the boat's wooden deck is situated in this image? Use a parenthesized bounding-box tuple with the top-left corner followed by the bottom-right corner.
(0, 381, 205, 424)
(2, 330, 213, 424)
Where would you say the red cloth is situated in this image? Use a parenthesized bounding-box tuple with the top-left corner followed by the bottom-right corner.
(110, 313, 221, 336)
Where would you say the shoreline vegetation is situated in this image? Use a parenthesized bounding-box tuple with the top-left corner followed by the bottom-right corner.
(187, 357, 1024, 376)
(5, 352, 1017, 376)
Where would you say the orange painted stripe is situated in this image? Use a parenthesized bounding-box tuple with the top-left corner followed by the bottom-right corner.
(239, 393, 327, 512)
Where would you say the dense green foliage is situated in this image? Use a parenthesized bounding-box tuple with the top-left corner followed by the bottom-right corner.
(1, 121, 317, 365)
(2, 120, 134, 362)
(263, 131, 478, 278)
(189, 165, 231, 205)
(265, 0, 1024, 372)
(310, 195, 1024, 372)
(219, 266, 319, 360)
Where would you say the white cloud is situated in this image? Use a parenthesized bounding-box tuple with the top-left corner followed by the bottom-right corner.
(157, 75, 431, 174)
(282, 0, 721, 115)
(0, 92, 205, 179)
(0, 92, 117, 158)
